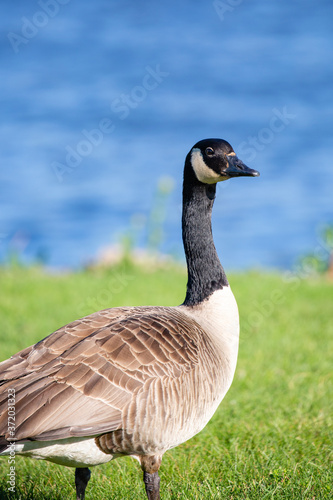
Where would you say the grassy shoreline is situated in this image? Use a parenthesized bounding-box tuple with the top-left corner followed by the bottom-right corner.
(0, 264, 332, 499)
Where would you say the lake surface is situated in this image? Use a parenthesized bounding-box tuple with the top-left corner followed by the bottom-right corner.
(1, 0, 332, 271)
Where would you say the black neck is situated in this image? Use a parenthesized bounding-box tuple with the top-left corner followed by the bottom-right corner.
(182, 156, 228, 306)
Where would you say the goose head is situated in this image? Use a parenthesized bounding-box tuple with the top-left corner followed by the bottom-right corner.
(189, 138, 260, 184)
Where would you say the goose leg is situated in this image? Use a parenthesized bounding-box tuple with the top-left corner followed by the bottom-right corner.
(143, 471, 160, 500)
(140, 455, 162, 500)
(75, 467, 91, 500)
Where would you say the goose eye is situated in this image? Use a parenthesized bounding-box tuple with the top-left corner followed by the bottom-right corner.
(205, 147, 214, 157)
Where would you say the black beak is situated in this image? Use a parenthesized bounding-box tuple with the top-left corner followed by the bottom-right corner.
(225, 155, 260, 178)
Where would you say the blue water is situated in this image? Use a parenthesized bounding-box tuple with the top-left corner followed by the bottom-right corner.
(1, 0, 332, 270)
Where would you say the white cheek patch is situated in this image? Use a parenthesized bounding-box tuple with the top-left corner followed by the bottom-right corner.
(191, 149, 226, 184)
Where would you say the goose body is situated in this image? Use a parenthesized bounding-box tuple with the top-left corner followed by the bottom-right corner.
(0, 138, 259, 499)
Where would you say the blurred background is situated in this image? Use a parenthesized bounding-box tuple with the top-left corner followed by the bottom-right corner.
(0, 0, 332, 271)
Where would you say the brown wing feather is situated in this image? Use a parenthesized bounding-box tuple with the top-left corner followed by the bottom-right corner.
(0, 306, 200, 443)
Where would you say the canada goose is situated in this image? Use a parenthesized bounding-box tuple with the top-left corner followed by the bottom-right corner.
(0, 138, 259, 499)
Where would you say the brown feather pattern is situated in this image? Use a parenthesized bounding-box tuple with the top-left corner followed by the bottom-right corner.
(0, 305, 225, 454)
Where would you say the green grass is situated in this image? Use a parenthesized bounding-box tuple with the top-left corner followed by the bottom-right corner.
(0, 263, 332, 499)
